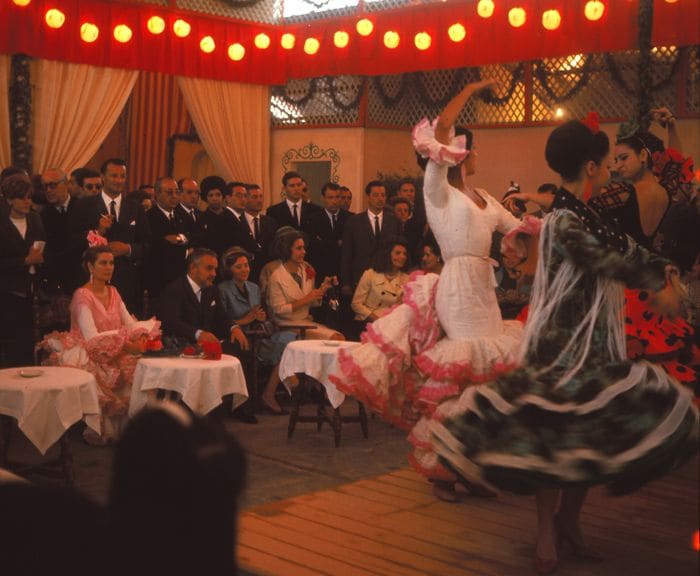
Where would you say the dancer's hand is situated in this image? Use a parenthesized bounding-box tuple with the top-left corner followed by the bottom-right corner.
(650, 265, 688, 319)
(650, 107, 675, 129)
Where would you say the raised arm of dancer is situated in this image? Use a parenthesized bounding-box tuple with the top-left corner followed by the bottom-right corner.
(434, 79, 498, 145)
(651, 107, 682, 152)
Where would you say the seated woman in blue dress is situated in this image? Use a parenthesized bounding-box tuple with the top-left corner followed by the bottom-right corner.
(218, 246, 288, 417)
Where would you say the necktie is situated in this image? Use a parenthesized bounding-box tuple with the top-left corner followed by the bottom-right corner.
(253, 216, 260, 240)
(292, 203, 299, 227)
(109, 200, 117, 221)
(195, 288, 201, 303)
(190, 209, 197, 223)
(57, 206, 64, 214)
(331, 213, 337, 230)
(374, 215, 380, 237)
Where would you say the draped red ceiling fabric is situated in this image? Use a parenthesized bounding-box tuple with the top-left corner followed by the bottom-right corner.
(128, 71, 190, 191)
(1, 0, 698, 85)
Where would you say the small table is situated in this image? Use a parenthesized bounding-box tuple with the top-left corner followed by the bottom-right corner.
(0, 366, 101, 485)
(279, 340, 367, 447)
(130, 354, 248, 417)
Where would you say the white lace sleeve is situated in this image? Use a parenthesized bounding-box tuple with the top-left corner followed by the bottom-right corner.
(75, 306, 99, 341)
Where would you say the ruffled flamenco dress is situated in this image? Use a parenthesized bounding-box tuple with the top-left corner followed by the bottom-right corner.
(331, 119, 527, 481)
(429, 190, 698, 495)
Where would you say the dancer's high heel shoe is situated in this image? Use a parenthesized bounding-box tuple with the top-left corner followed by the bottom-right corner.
(554, 515, 603, 561)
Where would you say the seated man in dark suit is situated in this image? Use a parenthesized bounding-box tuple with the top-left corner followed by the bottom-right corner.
(159, 249, 253, 420)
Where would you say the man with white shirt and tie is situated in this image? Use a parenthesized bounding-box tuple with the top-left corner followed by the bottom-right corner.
(174, 177, 205, 249)
(308, 182, 348, 282)
(223, 181, 258, 256)
(266, 171, 318, 234)
(69, 158, 150, 314)
(243, 183, 277, 283)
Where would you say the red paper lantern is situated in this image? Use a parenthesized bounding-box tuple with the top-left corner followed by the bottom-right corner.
(147, 16, 165, 35)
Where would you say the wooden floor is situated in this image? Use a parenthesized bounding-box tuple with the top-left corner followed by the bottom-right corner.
(237, 457, 699, 576)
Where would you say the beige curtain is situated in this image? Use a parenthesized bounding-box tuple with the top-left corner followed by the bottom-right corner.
(177, 76, 270, 195)
(0, 54, 11, 169)
(31, 59, 138, 173)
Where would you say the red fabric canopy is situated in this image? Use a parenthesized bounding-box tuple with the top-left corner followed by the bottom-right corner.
(1, 0, 697, 85)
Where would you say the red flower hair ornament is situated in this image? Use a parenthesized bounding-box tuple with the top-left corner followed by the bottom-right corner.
(581, 111, 600, 134)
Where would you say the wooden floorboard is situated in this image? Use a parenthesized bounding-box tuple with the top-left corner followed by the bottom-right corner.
(238, 456, 699, 576)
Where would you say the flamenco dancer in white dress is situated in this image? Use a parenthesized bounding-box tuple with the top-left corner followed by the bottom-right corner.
(332, 80, 528, 500)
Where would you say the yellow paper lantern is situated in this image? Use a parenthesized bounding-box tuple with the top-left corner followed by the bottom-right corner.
(80, 23, 99, 43)
(173, 19, 191, 38)
(113, 24, 133, 44)
(280, 33, 296, 50)
(448, 23, 466, 43)
(476, 0, 495, 19)
(228, 43, 246, 61)
(304, 37, 320, 55)
(356, 18, 374, 37)
(584, 1, 605, 21)
(414, 32, 431, 51)
(13, 0, 32, 7)
(334, 30, 349, 49)
(200, 36, 215, 54)
(45, 8, 66, 29)
(254, 33, 270, 50)
(383, 30, 400, 50)
(542, 9, 561, 31)
(508, 7, 526, 28)
(147, 16, 165, 35)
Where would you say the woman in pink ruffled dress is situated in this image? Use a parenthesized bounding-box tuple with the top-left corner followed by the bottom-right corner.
(332, 80, 527, 501)
(42, 245, 159, 444)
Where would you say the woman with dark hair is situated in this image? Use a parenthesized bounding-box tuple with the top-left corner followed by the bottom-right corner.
(419, 232, 443, 274)
(429, 116, 697, 574)
(265, 229, 344, 413)
(333, 80, 525, 501)
(351, 236, 410, 323)
(0, 174, 45, 366)
(109, 402, 246, 576)
(41, 244, 159, 444)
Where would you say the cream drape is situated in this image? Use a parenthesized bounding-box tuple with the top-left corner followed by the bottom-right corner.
(31, 59, 138, 173)
(177, 77, 270, 196)
(0, 54, 11, 169)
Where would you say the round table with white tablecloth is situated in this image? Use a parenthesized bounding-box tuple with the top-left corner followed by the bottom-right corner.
(0, 366, 100, 455)
(279, 340, 359, 408)
(129, 354, 248, 417)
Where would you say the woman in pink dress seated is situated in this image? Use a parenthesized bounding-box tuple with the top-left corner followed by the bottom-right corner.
(42, 245, 159, 444)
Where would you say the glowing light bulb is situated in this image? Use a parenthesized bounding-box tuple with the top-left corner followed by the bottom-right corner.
(542, 9, 561, 31)
(584, 1, 605, 21)
(254, 33, 270, 50)
(383, 30, 400, 50)
(448, 23, 466, 43)
(147, 16, 165, 35)
(200, 36, 215, 54)
(113, 24, 133, 43)
(664, 0, 679, 3)
(173, 19, 191, 38)
(45, 8, 66, 29)
(80, 23, 99, 43)
(334, 30, 349, 49)
(304, 37, 320, 55)
(280, 33, 295, 50)
(477, 0, 495, 19)
(414, 32, 431, 51)
(509, 7, 526, 28)
(356, 18, 374, 37)
(554, 107, 565, 119)
(228, 43, 245, 61)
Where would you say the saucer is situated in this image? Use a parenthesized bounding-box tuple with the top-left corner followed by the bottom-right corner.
(322, 341, 341, 347)
(19, 368, 44, 378)
(179, 353, 204, 359)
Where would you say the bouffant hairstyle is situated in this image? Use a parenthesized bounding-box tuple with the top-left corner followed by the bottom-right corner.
(219, 246, 252, 281)
(371, 235, 410, 274)
(200, 175, 226, 202)
(616, 131, 665, 170)
(1, 173, 32, 200)
(545, 120, 609, 182)
(82, 245, 113, 273)
(273, 228, 306, 262)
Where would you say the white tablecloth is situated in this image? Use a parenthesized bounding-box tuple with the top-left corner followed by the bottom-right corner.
(279, 340, 359, 408)
(129, 354, 248, 416)
(0, 367, 101, 455)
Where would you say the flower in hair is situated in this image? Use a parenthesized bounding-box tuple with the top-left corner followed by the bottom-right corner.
(581, 111, 600, 134)
(87, 230, 108, 247)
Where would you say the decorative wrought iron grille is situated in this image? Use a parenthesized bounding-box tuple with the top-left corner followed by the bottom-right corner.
(175, 0, 281, 24)
(271, 47, 698, 128)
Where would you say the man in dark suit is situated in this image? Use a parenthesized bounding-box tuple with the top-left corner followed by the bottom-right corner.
(308, 182, 347, 282)
(341, 180, 402, 295)
(244, 183, 277, 283)
(40, 168, 81, 295)
(175, 177, 205, 249)
(339, 185, 354, 214)
(144, 177, 190, 305)
(266, 171, 318, 234)
(68, 158, 150, 315)
(223, 181, 258, 256)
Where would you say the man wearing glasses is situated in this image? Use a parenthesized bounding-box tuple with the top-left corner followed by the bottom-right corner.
(77, 169, 103, 198)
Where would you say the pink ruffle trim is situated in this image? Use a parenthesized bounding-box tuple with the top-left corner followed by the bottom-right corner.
(403, 271, 442, 355)
(414, 351, 517, 386)
(412, 118, 469, 167)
